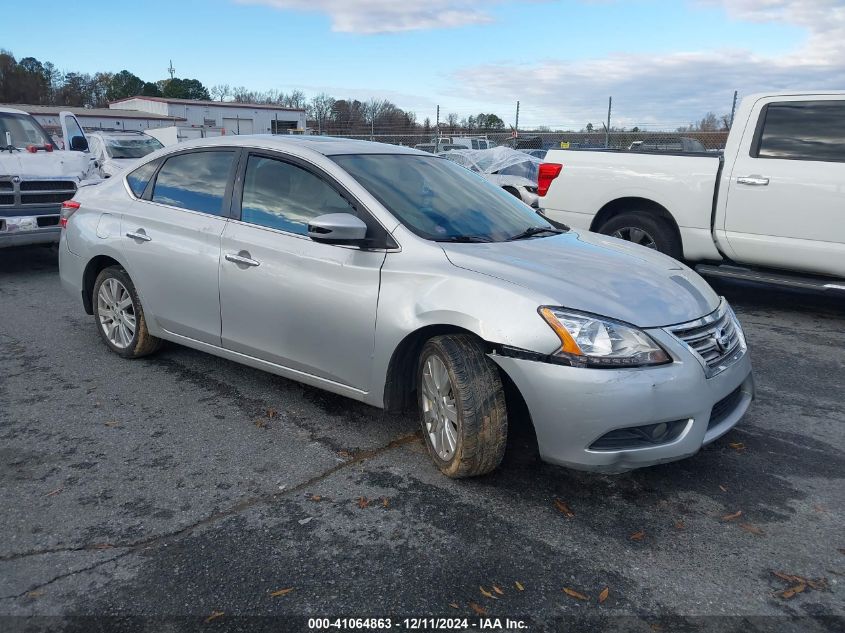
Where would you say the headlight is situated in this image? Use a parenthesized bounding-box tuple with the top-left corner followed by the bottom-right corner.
(539, 307, 670, 368)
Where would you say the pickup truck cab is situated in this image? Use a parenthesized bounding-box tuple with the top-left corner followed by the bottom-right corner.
(539, 92, 845, 290)
(0, 107, 98, 248)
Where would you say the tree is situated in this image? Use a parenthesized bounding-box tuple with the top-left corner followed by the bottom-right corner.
(162, 78, 210, 100)
(586, 122, 594, 133)
(446, 112, 458, 133)
(309, 93, 335, 133)
(107, 70, 144, 101)
(90, 72, 113, 107)
(475, 113, 504, 130)
(141, 81, 162, 97)
(210, 84, 231, 102)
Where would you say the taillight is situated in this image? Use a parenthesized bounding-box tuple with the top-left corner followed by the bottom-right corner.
(60, 200, 80, 228)
(537, 163, 563, 197)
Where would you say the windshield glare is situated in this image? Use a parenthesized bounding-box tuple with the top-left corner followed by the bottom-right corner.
(104, 137, 164, 159)
(332, 154, 551, 242)
(0, 113, 53, 148)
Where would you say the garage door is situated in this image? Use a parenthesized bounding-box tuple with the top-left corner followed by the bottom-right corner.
(222, 118, 253, 135)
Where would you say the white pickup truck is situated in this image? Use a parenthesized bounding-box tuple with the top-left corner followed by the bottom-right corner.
(0, 107, 98, 248)
(539, 91, 845, 291)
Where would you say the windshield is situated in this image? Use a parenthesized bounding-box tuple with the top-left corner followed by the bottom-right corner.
(0, 112, 53, 148)
(332, 154, 552, 242)
(104, 136, 164, 159)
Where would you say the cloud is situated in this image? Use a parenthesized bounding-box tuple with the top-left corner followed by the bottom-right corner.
(450, 0, 845, 128)
(236, 0, 503, 34)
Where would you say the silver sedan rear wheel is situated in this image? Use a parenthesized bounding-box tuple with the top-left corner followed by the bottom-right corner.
(420, 354, 459, 461)
(97, 277, 136, 349)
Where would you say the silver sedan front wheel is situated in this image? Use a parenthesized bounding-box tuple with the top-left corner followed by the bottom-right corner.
(97, 277, 136, 349)
(420, 354, 459, 461)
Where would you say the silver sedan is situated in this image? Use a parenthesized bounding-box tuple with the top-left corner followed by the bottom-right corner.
(59, 136, 754, 477)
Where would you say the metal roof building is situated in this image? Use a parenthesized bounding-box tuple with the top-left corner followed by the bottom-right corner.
(4, 104, 186, 132)
(109, 96, 307, 135)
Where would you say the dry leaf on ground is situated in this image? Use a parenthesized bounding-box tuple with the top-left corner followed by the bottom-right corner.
(479, 586, 498, 600)
(254, 419, 268, 429)
(729, 442, 745, 451)
(44, 488, 63, 497)
(469, 602, 487, 616)
(515, 581, 525, 591)
(554, 498, 575, 518)
(310, 495, 322, 502)
(598, 587, 609, 604)
(629, 530, 646, 541)
(205, 611, 224, 623)
(492, 585, 504, 596)
(270, 587, 294, 597)
(382, 497, 389, 508)
(357, 497, 369, 509)
(739, 523, 764, 535)
(563, 587, 589, 601)
(721, 510, 742, 521)
(719, 485, 728, 492)
(266, 408, 278, 419)
(674, 521, 686, 530)
(449, 602, 459, 609)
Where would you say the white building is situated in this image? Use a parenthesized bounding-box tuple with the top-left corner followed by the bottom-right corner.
(109, 96, 307, 135)
(14, 104, 186, 134)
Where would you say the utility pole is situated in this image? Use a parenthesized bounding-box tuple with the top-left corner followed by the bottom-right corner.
(435, 105, 440, 153)
(167, 60, 176, 80)
(605, 96, 612, 148)
(729, 90, 738, 129)
(514, 101, 520, 142)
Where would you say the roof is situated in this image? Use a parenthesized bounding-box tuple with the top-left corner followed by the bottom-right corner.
(2, 104, 185, 121)
(109, 96, 306, 112)
(164, 134, 427, 157)
(0, 106, 28, 115)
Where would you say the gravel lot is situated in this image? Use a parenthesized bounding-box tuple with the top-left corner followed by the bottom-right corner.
(0, 246, 843, 632)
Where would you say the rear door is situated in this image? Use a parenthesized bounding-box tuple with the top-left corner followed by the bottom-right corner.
(218, 151, 386, 391)
(723, 97, 845, 276)
(121, 149, 238, 344)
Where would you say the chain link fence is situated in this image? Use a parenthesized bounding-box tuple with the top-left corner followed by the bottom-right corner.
(316, 130, 729, 152)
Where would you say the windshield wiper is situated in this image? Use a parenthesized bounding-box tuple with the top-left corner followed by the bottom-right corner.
(507, 226, 565, 241)
(435, 235, 495, 243)
(1, 145, 21, 153)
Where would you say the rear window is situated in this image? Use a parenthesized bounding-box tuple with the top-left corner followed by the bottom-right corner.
(756, 101, 845, 162)
(151, 151, 236, 215)
(126, 160, 159, 198)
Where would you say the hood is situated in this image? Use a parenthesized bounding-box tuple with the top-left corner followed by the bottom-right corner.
(0, 150, 93, 181)
(442, 230, 719, 328)
(102, 158, 138, 177)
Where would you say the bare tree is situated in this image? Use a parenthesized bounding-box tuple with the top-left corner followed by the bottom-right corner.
(210, 84, 231, 102)
(447, 112, 458, 134)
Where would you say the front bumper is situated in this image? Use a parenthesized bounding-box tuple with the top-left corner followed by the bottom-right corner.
(490, 329, 754, 473)
(0, 214, 61, 248)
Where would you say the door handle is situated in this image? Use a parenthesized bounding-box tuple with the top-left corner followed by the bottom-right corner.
(736, 175, 769, 186)
(225, 253, 260, 267)
(126, 231, 151, 242)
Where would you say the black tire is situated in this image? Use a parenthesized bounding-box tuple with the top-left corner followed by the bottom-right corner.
(417, 334, 508, 478)
(598, 212, 681, 259)
(93, 266, 162, 358)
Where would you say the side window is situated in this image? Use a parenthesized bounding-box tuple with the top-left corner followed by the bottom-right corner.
(471, 140, 480, 149)
(126, 160, 159, 198)
(756, 101, 845, 162)
(151, 151, 235, 215)
(240, 155, 355, 235)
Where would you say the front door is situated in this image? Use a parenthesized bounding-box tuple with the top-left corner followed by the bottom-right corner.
(723, 97, 845, 277)
(121, 149, 238, 344)
(219, 152, 385, 391)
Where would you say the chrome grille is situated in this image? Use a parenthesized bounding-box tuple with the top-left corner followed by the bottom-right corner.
(667, 299, 745, 378)
(0, 177, 77, 208)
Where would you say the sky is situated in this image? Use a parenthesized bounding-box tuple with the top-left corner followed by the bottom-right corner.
(4, 0, 844, 129)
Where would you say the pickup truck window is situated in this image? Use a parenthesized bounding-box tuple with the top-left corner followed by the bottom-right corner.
(756, 101, 845, 163)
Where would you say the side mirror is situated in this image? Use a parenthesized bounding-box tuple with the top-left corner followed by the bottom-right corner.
(307, 213, 368, 245)
(70, 136, 88, 152)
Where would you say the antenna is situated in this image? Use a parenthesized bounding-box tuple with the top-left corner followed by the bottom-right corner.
(167, 60, 176, 80)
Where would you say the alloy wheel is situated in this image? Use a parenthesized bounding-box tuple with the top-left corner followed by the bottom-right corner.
(97, 278, 136, 349)
(612, 226, 658, 249)
(420, 354, 459, 461)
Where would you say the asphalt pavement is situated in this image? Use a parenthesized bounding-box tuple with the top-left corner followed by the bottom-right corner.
(0, 246, 843, 632)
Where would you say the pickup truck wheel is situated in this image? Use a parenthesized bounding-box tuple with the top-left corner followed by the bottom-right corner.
(598, 212, 681, 259)
(93, 266, 162, 359)
(417, 334, 508, 478)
